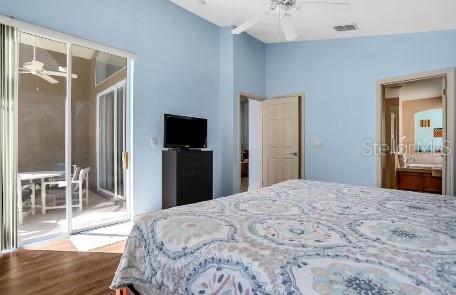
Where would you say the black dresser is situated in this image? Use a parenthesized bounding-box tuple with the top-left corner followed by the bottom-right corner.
(162, 150, 213, 209)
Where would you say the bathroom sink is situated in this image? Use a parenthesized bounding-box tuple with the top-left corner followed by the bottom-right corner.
(407, 163, 442, 169)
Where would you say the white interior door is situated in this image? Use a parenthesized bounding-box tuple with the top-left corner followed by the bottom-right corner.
(248, 99, 262, 190)
(262, 96, 300, 186)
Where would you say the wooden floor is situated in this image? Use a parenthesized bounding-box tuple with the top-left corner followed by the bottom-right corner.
(0, 241, 125, 295)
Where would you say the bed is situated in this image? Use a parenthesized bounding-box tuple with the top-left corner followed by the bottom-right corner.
(111, 180, 456, 295)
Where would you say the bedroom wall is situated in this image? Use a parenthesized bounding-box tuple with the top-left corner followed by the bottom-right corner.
(218, 28, 266, 195)
(265, 29, 456, 187)
(1, 0, 222, 214)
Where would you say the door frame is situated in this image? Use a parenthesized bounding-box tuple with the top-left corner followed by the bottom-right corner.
(6, 15, 136, 246)
(235, 93, 265, 193)
(96, 80, 127, 200)
(377, 68, 455, 195)
(234, 92, 306, 193)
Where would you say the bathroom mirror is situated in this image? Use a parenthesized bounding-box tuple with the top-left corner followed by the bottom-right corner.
(414, 108, 443, 152)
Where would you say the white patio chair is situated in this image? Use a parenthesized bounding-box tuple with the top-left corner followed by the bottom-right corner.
(18, 181, 36, 225)
(41, 167, 90, 214)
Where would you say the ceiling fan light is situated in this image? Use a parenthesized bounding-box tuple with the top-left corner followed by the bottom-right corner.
(280, 13, 298, 41)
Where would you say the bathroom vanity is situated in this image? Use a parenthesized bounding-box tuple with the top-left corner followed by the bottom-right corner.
(396, 166, 442, 194)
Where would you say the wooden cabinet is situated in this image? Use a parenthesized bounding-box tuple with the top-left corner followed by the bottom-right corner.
(162, 150, 213, 209)
(396, 168, 442, 194)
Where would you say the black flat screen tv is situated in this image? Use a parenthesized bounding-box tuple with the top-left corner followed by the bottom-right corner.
(164, 114, 207, 149)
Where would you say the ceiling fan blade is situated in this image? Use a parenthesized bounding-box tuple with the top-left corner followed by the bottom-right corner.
(297, 1, 350, 5)
(280, 13, 298, 42)
(231, 11, 272, 35)
(43, 70, 79, 79)
(38, 74, 59, 84)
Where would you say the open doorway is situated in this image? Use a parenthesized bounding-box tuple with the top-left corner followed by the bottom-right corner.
(237, 94, 305, 193)
(240, 97, 249, 192)
(239, 95, 264, 192)
(378, 69, 455, 195)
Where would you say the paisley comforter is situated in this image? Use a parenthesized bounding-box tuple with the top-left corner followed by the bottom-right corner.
(111, 180, 456, 295)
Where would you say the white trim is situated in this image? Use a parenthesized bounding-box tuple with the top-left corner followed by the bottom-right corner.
(0, 15, 136, 59)
(126, 60, 135, 219)
(65, 43, 72, 234)
(376, 67, 455, 195)
(97, 80, 127, 97)
(65, 218, 131, 236)
(114, 83, 118, 198)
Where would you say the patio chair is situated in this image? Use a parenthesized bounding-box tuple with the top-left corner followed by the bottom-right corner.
(41, 167, 90, 214)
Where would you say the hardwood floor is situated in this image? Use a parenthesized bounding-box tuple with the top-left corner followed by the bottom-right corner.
(0, 241, 125, 295)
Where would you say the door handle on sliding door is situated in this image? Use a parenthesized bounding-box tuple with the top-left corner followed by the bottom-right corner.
(122, 152, 129, 170)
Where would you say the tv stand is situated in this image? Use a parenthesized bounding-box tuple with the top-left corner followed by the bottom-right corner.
(162, 150, 213, 209)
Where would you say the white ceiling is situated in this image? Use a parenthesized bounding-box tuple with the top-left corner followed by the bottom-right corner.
(169, 0, 456, 43)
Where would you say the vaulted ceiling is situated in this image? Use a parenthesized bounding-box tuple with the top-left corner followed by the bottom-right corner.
(170, 0, 456, 43)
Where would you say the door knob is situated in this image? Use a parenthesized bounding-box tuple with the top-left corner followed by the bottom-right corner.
(290, 152, 298, 156)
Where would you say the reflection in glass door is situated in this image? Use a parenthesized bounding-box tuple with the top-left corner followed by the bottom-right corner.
(98, 83, 126, 200)
(98, 90, 115, 195)
(70, 43, 128, 232)
(116, 86, 126, 199)
(17, 32, 69, 244)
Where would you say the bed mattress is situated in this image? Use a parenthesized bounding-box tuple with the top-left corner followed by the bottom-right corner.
(111, 180, 456, 294)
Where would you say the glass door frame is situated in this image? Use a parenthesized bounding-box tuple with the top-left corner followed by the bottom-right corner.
(96, 80, 127, 201)
(6, 15, 136, 245)
(67, 47, 133, 235)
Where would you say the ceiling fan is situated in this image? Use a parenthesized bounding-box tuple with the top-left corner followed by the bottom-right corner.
(231, 0, 350, 41)
(20, 36, 78, 84)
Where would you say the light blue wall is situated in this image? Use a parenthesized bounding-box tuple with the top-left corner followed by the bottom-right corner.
(1, 0, 266, 213)
(5, 0, 455, 211)
(217, 27, 235, 197)
(234, 33, 266, 98)
(218, 28, 266, 195)
(233, 32, 266, 193)
(266, 30, 456, 186)
(1, 0, 222, 214)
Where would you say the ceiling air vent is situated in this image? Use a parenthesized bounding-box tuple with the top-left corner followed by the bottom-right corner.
(334, 23, 358, 32)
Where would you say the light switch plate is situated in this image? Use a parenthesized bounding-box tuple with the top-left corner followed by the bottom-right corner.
(151, 137, 159, 147)
(313, 139, 324, 150)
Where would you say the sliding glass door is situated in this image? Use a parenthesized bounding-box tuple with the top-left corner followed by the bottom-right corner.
(17, 32, 69, 244)
(70, 44, 129, 232)
(17, 32, 131, 244)
(98, 83, 126, 201)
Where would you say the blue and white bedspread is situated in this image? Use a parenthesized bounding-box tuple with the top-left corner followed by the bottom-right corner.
(111, 180, 456, 294)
